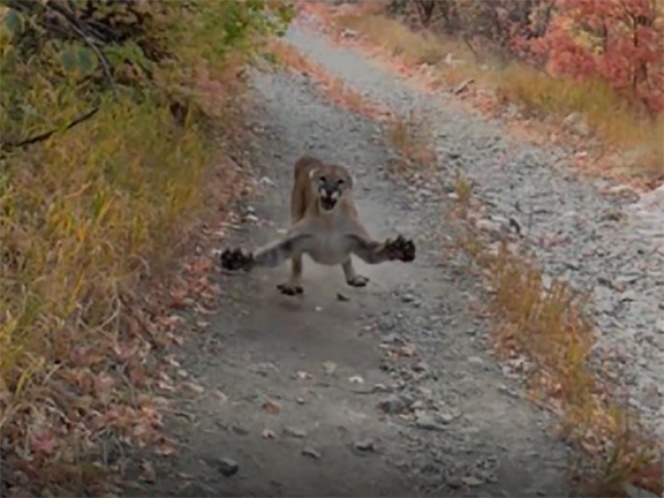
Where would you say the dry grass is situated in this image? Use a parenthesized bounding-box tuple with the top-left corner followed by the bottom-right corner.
(328, 7, 664, 183)
(494, 65, 664, 179)
(385, 109, 437, 169)
(0, 1, 288, 493)
(338, 11, 449, 67)
(454, 209, 662, 497)
(0, 77, 248, 496)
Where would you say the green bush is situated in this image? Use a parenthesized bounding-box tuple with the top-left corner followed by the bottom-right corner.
(0, 1, 293, 495)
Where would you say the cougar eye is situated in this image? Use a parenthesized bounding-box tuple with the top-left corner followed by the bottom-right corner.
(318, 176, 327, 184)
(337, 179, 344, 185)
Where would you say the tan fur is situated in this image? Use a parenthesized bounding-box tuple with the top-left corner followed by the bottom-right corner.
(220, 154, 416, 296)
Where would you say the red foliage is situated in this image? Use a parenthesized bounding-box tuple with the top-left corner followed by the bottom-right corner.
(514, 0, 664, 114)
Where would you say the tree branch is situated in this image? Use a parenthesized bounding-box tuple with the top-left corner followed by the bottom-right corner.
(45, 0, 118, 100)
(0, 106, 99, 152)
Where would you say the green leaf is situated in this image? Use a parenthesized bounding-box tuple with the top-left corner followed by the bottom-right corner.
(76, 46, 95, 72)
(2, 8, 22, 35)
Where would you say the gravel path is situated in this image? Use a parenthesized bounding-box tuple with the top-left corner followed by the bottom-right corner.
(286, 19, 664, 438)
(122, 26, 580, 498)
(123, 17, 664, 497)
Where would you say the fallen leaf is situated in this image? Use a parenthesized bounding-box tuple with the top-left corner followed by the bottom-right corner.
(140, 460, 157, 484)
(154, 436, 178, 457)
(322, 361, 337, 376)
(181, 381, 204, 395)
(395, 343, 416, 357)
(156, 380, 176, 393)
(164, 355, 182, 368)
(30, 429, 56, 457)
(213, 390, 229, 404)
(262, 397, 281, 415)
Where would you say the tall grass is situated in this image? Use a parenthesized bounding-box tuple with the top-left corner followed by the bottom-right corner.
(0, 1, 294, 494)
(0, 96, 210, 378)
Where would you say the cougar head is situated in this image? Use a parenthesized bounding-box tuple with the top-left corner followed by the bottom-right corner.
(310, 163, 353, 212)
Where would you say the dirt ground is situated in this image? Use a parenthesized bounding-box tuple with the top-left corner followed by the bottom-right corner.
(123, 42, 574, 496)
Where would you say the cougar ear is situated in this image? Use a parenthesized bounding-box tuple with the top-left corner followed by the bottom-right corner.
(309, 168, 318, 180)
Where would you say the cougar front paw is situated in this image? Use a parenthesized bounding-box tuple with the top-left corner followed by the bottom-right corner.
(220, 248, 254, 271)
(346, 274, 369, 287)
(384, 235, 416, 262)
(277, 282, 304, 296)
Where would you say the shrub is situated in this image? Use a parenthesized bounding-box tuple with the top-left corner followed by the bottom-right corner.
(515, 0, 664, 115)
(0, 0, 293, 495)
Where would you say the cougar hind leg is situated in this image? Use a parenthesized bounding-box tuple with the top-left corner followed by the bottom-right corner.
(342, 258, 369, 287)
(277, 254, 304, 296)
(277, 184, 307, 296)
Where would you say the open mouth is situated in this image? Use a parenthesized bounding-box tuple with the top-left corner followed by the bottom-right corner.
(320, 195, 337, 211)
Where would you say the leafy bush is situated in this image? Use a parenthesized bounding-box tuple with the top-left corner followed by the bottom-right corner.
(389, 0, 663, 116)
(514, 0, 664, 115)
(0, 0, 293, 495)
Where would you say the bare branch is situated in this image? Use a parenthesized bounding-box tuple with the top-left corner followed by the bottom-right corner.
(45, 0, 118, 100)
(0, 106, 99, 152)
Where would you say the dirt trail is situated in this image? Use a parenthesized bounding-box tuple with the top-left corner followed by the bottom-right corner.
(125, 30, 573, 498)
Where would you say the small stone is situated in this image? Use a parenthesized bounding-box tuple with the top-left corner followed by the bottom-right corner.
(413, 360, 428, 372)
(218, 458, 239, 477)
(411, 400, 425, 410)
(461, 476, 483, 487)
(624, 484, 660, 498)
(401, 293, 415, 303)
(302, 447, 322, 459)
(476, 219, 502, 233)
(468, 356, 484, 366)
(655, 319, 664, 334)
(414, 411, 444, 431)
(230, 424, 249, 436)
(416, 386, 433, 400)
(283, 426, 307, 438)
(337, 292, 350, 302)
(447, 477, 462, 489)
(620, 290, 638, 302)
(438, 411, 456, 424)
(377, 394, 411, 414)
(262, 429, 276, 439)
(354, 440, 375, 452)
(295, 396, 306, 404)
(348, 375, 364, 384)
(341, 28, 356, 39)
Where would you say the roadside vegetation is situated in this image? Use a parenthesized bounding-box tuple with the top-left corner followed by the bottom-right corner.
(0, 0, 293, 495)
(317, 0, 663, 185)
(383, 102, 662, 497)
